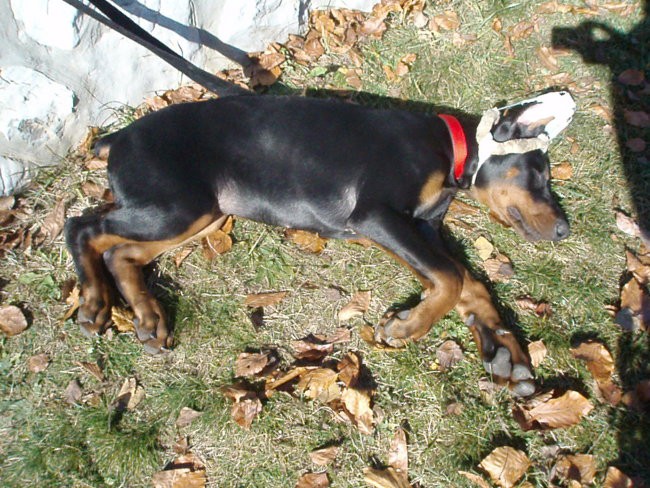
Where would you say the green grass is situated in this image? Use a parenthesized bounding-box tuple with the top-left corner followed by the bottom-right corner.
(1, 1, 649, 486)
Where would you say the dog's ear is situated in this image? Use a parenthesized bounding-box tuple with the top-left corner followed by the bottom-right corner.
(492, 91, 576, 142)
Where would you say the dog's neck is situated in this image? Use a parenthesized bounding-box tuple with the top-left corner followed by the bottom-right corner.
(439, 113, 480, 189)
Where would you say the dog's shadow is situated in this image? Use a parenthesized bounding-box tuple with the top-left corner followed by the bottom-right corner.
(552, 4, 650, 480)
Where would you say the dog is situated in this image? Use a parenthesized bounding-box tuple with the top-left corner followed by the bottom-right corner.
(65, 91, 576, 397)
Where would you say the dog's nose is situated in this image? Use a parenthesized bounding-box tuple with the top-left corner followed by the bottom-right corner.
(554, 218, 570, 240)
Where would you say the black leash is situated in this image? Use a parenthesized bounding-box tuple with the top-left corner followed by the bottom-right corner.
(61, 0, 249, 97)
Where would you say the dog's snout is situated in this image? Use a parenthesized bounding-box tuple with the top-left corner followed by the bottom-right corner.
(554, 218, 570, 241)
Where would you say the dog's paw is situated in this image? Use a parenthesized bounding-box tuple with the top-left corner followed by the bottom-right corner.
(133, 312, 172, 355)
(374, 309, 414, 348)
(77, 295, 112, 337)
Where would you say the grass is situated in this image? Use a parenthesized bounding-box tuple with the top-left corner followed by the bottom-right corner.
(1, 0, 649, 486)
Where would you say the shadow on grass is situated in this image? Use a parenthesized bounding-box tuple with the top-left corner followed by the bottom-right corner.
(552, 3, 650, 480)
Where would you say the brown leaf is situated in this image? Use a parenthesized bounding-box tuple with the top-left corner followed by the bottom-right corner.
(28, 353, 50, 373)
(111, 306, 135, 333)
(483, 254, 514, 282)
(309, 446, 339, 466)
(173, 247, 194, 268)
(552, 161, 573, 180)
(624, 110, 650, 128)
(520, 390, 594, 429)
(297, 368, 341, 403)
(0, 305, 28, 336)
(265, 366, 310, 392)
(162, 85, 205, 104)
(84, 158, 108, 170)
(615, 211, 641, 238)
(446, 402, 464, 416)
(244, 291, 288, 308)
(341, 387, 374, 434)
(626, 138, 646, 153)
(201, 229, 232, 259)
(152, 452, 206, 488)
(64, 379, 83, 404)
(363, 467, 410, 488)
(618, 275, 650, 331)
(76, 361, 106, 382)
(231, 396, 263, 429)
(395, 53, 417, 77)
(516, 296, 552, 318)
(554, 454, 597, 485)
(81, 181, 111, 201)
(626, 249, 650, 284)
(507, 21, 535, 41)
(603, 466, 634, 488)
(338, 291, 371, 321)
(285, 229, 327, 254)
(459, 470, 491, 488)
(479, 446, 531, 488)
(176, 407, 203, 428)
(292, 336, 334, 361)
(528, 340, 548, 368)
(589, 104, 613, 122)
(571, 340, 620, 404)
(62, 284, 81, 321)
(296, 472, 330, 488)
(538, 46, 559, 71)
(429, 10, 460, 32)
(337, 351, 361, 387)
(113, 377, 145, 412)
(39, 198, 66, 243)
(235, 350, 277, 378)
(388, 427, 408, 472)
(436, 340, 464, 371)
(618, 69, 645, 86)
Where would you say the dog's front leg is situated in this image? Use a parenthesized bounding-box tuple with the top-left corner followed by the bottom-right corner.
(454, 270, 535, 396)
(349, 207, 463, 347)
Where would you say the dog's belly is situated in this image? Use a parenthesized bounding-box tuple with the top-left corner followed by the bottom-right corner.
(218, 182, 359, 237)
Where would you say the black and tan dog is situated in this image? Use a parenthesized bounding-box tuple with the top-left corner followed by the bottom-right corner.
(65, 91, 575, 396)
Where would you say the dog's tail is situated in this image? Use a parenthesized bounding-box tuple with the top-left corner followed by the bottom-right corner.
(93, 132, 119, 160)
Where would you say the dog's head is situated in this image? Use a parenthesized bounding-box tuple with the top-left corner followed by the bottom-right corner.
(471, 91, 576, 242)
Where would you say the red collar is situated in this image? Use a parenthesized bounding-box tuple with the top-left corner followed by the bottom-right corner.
(439, 114, 468, 181)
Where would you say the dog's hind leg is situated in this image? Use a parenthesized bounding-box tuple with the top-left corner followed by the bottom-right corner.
(65, 213, 116, 337)
(100, 211, 228, 354)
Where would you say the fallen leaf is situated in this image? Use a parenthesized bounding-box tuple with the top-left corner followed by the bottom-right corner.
(84, 158, 108, 170)
(552, 161, 573, 180)
(626, 249, 650, 284)
(516, 296, 552, 318)
(231, 396, 263, 430)
(39, 198, 66, 243)
(342, 387, 375, 434)
(589, 104, 613, 122)
(474, 236, 494, 260)
(111, 307, 135, 333)
(571, 341, 621, 404)
(436, 340, 464, 371)
(75, 361, 106, 382)
(429, 10, 460, 32)
(537, 46, 559, 71)
(483, 254, 514, 282)
(201, 229, 232, 259)
(507, 21, 535, 41)
(446, 402, 464, 416)
(152, 452, 206, 488)
(603, 466, 634, 488)
(292, 336, 335, 361)
(244, 291, 288, 308)
(388, 427, 408, 472)
(459, 470, 491, 488)
(64, 379, 83, 404)
(173, 247, 194, 268)
(363, 467, 410, 488)
(265, 366, 310, 392)
(296, 472, 329, 488)
(554, 454, 597, 485)
(28, 353, 50, 373)
(618, 69, 645, 86)
(0, 305, 28, 336)
(310, 446, 339, 466)
(176, 407, 203, 428)
(81, 181, 111, 201)
(479, 446, 531, 488)
(297, 368, 341, 403)
(626, 138, 646, 153)
(528, 340, 548, 368)
(162, 84, 205, 104)
(516, 390, 593, 429)
(337, 351, 361, 387)
(615, 211, 641, 238)
(285, 229, 327, 254)
(618, 275, 650, 331)
(113, 377, 145, 412)
(62, 285, 81, 321)
(338, 291, 371, 321)
(235, 350, 278, 378)
(624, 110, 650, 128)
